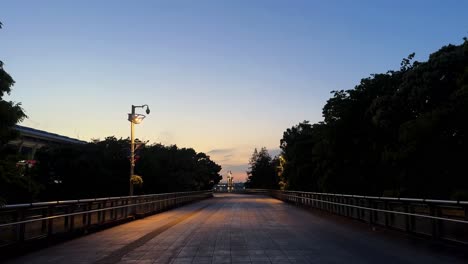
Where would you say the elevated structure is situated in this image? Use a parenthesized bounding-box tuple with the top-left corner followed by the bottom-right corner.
(2, 193, 466, 263)
(8, 125, 87, 159)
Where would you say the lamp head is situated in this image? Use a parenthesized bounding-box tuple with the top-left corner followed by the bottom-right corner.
(146, 107, 150, 115)
(128, 113, 146, 124)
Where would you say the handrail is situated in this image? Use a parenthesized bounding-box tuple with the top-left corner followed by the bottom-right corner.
(253, 189, 468, 244)
(0, 190, 213, 249)
(246, 189, 468, 205)
(283, 193, 468, 224)
(0, 192, 209, 228)
(1, 190, 207, 209)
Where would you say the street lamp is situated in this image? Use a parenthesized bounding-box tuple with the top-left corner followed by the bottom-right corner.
(128, 104, 150, 196)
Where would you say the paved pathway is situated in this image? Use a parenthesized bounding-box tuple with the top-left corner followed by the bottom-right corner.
(6, 194, 467, 264)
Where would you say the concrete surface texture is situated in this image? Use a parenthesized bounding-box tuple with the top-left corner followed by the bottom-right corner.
(5, 194, 467, 264)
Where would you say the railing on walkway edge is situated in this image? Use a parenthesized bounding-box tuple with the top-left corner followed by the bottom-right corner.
(246, 189, 468, 245)
(0, 190, 213, 248)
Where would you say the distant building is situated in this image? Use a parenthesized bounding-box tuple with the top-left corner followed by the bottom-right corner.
(214, 182, 245, 192)
(8, 125, 87, 159)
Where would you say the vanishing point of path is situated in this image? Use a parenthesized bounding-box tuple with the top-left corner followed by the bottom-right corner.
(6, 194, 467, 264)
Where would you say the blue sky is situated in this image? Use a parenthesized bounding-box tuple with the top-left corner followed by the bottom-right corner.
(1, 0, 467, 181)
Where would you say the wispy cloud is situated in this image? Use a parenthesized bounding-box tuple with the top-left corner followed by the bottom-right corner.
(207, 148, 235, 154)
(206, 148, 248, 181)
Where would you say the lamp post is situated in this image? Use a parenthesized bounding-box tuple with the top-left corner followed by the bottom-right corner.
(128, 104, 150, 196)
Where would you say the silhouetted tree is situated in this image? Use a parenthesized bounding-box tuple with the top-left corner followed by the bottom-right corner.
(245, 147, 278, 189)
(0, 21, 29, 204)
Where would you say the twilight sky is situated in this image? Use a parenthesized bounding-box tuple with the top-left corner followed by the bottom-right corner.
(1, 0, 467, 181)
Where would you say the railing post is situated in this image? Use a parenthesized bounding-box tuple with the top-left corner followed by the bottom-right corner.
(355, 198, 359, 219)
(47, 205, 54, 237)
(362, 199, 366, 220)
(334, 196, 338, 214)
(338, 196, 341, 215)
(430, 204, 440, 239)
(97, 202, 102, 223)
(129, 197, 134, 217)
(134, 197, 139, 216)
(317, 194, 320, 208)
(41, 207, 47, 234)
(87, 202, 92, 227)
(319, 194, 322, 209)
(82, 203, 87, 227)
(326, 196, 330, 213)
(110, 201, 114, 220)
(16, 208, 25, 242)
(156, 196, 160, 212)
(125, 198, 129, 217)
(404, 203, 411, 232)
(101, 202, 106, 223)
(64, 206, 69, 231)
(334, 196, 338, 213)
(69, 205, 75, 232)
(160, 195, 163, 211)
(346, 197, 350, 217)
(323, 194, 327, 211)
(384, 201, 389, 228)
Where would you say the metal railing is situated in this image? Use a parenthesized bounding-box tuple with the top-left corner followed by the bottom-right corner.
(249, 189, 468, 244)
(0, 190, 213, 248)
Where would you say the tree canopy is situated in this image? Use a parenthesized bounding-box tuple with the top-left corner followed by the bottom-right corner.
(0, 22, 26, 144)
(278, 39, 468, 199)
(0, 21, 28, 204)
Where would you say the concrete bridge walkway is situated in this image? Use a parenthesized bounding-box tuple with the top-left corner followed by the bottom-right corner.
(6, 194, 467, 264)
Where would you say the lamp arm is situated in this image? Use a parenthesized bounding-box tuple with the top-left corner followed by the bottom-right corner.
(130, 104, 150, 116)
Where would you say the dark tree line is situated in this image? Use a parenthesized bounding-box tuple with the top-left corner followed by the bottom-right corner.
(279, 39, 468, 199)
(1, 137, 222, 203)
